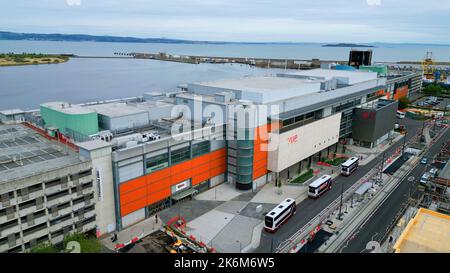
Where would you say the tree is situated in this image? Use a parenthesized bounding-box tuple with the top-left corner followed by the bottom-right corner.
(423, 84, 443, 96)
(398, 96, 410, 109)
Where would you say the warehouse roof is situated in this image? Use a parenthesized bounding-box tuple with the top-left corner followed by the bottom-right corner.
(188, 76, 322, 104)
(85, 102, 147, 118)
(278, 68, 378, 85)
(0, 124, 84, 184)
(41, 102, 95, 115)
(393, 208, 450, 253)
(191, 76, 319, 93)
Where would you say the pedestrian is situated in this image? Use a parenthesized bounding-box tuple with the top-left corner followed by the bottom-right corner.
(155, 214, 158, 224)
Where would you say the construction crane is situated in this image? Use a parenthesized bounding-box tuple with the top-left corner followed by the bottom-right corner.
(421, 51, 436, 80)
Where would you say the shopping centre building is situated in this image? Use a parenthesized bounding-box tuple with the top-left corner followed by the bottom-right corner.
(1, 68, 405, 237)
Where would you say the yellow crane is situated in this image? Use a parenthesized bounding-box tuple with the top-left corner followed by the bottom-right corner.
(421, 51, 436, 80)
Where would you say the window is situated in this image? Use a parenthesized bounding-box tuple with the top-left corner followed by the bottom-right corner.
(145, 153, 169, 173)
(171, 146, 191, 165)
(192, 141, 210, 158)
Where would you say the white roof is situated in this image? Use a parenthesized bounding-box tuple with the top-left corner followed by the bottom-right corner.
(0, 109, 25, 115)
(85, 102, 147, 118)
(189, 76, 322, 104)
(309, 175, 332, 188)
(280, 69, 378, 85)
(266, 198, 295, 217)
(355, 182, 372, 195)
(41, 102, 95, 115)
(342, 157, 359, 167)
(77, 139, 112, 151)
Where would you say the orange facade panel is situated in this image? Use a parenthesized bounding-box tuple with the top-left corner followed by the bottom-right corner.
(253, 167, 268, 180)
(210, 149, 226, 160)
(210, 165, 226, 178)
(120, 187, 147, 206)
(147, 187, 171, 205)
(253, 150, 268, 162)
(170, 169, 192, 185)
(146, 167, 171, 182)
(147, 177, 171, 194)
(119, 148, 228, 217)
(119, 176, 146, 195)
(191, 162, 212, 176)
(120, 197, 147, 216)
(253, 158, 268, 170)
(210, 157, 226, 169)
(170, 160, 191, 175)
(192, 171, 211, 185)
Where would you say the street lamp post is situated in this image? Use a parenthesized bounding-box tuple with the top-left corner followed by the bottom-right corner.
(402, 132, 407, 153)
(337, 182, 344, 220)
(379, 152, 386, 182)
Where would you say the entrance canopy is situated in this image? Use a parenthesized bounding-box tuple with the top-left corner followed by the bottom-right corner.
(171, 188, 198, 201)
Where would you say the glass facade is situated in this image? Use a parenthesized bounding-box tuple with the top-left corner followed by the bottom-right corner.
(171, 146, 191, 165)
(145, 153, 169, 173)
(192, 141, 210, 157)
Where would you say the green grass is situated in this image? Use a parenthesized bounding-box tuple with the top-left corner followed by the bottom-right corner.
(63, 232, 102, 253)
(290, 169, 314, 184)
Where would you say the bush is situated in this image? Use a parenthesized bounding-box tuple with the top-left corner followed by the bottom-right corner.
(398, 96, 410, 110)
(291, 169, 314, 184)
(63, 233, 102, 253)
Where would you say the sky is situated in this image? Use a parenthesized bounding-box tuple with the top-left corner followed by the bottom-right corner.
(1, 0, 449, 44)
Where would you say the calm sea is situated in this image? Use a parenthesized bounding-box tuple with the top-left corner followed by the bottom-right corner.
(1, 40, 449, 110)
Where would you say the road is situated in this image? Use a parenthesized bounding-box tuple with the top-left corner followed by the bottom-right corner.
(340, 126, 449, 253)
(255, 117, 425, 253)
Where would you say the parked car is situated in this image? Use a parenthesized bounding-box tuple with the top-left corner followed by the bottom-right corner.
(421, 157, 428, 165)
(428, 168, 439, 177)
(420, 173, 430, 184)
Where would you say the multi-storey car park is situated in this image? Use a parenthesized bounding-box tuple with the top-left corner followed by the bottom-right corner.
(0, 124, 96, 252)
(0, 67, 423, 251)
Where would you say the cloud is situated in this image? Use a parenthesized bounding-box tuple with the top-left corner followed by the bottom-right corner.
(66, 0, 81, 6)
(1, 0, 449, 43)
(366, 0, 381, 6)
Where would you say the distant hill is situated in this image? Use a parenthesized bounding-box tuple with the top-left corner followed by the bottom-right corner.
(322, 43, 375, 48)
(0, 31, 289, 45)
(0, 31, 229, 44)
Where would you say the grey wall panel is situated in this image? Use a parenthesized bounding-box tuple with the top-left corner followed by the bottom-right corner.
(211, 140, 225, 151)
(118, 161, 143, 183)
(121, 208, 145, 228)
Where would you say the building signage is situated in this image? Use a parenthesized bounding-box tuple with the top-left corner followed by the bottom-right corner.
(288, 134, 298, 144)
(173, 180, 190, 193)
(96, 168, 103, 201)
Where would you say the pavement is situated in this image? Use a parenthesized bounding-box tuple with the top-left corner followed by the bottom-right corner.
(101, 213, 164, 251)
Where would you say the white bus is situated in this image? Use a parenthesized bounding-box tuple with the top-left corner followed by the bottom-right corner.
(264, 198, 296, 232)
(341, 157, 359, 176)
(308, 175, 333, 199)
